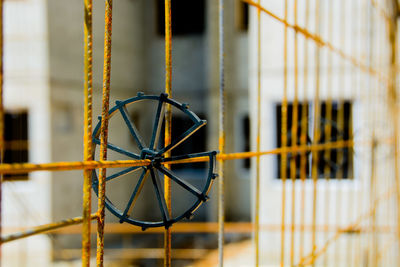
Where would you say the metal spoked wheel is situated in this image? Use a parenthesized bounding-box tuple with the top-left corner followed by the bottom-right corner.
(92, 92, 217, 229)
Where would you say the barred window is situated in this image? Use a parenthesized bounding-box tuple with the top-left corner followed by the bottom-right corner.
(276, 101, 352, 179)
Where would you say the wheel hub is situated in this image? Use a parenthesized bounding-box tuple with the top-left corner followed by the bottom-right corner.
(140, 148, 162, 167)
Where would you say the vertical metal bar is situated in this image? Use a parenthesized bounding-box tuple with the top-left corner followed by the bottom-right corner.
(370, 137, 378, 267)
(0, 0, 3, 263)
(164, 0, 172, 266)
(218, 0, 225, 266)
(366, 1, 375, 265)
(96, 0, 113, 266)
(311, 0, 321, 264)
(280, 0, 288, 266)
(387, 8, 399, 267)
(323, 0, 333, 265)
(299, 0, 310, 261)
(347, 1, 359, 265)
(255, 0, 261, 266)
(354, 2, 368, 266)
(82, 0, 93, 265)
(334, 0, 347, 260)
(289, 0, 299, 265)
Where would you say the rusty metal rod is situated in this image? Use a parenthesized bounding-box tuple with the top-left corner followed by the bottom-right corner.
(96, 0, 113, 265)
(82, 0, 93, 264)
(1, 214, 98, 244)
(0, 140, 357, 174)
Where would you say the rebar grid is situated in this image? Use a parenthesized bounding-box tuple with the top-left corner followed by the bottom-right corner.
(0, 0, 398, 267)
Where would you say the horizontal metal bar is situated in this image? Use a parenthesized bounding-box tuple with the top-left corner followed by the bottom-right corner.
(0, 140, 358, 174)
(1, 213, 98, 243)
(8, 222, 394, 235)
(54, 248, 210, 260)
(0, 139, 387, 174)
(0, 159, 151, 174)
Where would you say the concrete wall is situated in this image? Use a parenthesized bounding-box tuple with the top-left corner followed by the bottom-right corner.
(248, 0, 396, 265)
(2, 0, 51, 266)
(47, 0, 148, 250)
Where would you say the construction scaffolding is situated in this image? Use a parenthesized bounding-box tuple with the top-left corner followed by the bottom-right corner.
(1, 0, 400, 266)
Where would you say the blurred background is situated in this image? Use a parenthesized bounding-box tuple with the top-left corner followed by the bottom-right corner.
(2, 0, 400, 266)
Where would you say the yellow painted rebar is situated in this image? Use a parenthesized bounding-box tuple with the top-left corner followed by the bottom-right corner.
(164, 1, 172, 266)
(97, 0, 113, 265)
(16, 221, 396, 235)
(310, 0, 321, 264)
(333, 0, 347, 262)
(370, 137, 378, 267)
(353, 2, 368, 266)
(0, 140, 358, 175)
(82, 0, 93, 265)
(1, 214, 98, 244)
(346, 1, 358, 265)
(280, 0, 288, 265)
(289, 0, 299, 265)
(387, 8, 400, 265)
(254, 0, 261, 265)
(298, 0, 310, 261)
(323, 0, 334, 266)
(0, 159, 150, 174)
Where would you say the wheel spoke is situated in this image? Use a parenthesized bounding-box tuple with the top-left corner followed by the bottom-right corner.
(157, 165, 204, 200)
(156, 121, 206, 156)
(93, 138, 140, 159)
(150, 168, 170, 223)
(118, 104, 146, 150)
(106, 166, 142, 182)
(149, 98, 166, 150)
(120, 169, 150, 221)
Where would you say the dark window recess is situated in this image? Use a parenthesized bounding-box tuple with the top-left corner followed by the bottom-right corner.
(237, 1, 249, 31)
(157, 0, 205, 36)
(275, 101, 352, 179)
(160, 114, 207, 170)
(242, 115, 250, 169)
(276, 103, 310, 179)
(4, 111, 29, 181)
(318, 101, 353, 178)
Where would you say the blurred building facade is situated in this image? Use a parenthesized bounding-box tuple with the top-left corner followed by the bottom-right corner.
(3, 0, 250, 265)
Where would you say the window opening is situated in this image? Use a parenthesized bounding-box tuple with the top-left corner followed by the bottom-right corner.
(242, 114, 250, 169)
(4, 111, 29, 181)
(157, 0, 205, 36)
(236, 1, 249, 31)
(275, 101, 352, 179)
